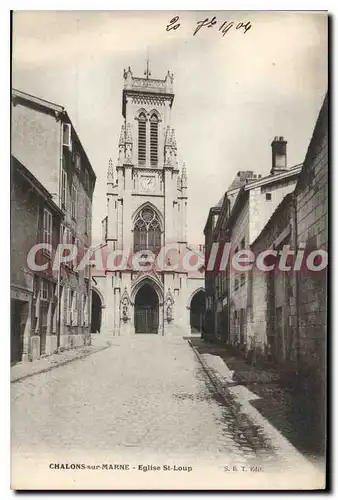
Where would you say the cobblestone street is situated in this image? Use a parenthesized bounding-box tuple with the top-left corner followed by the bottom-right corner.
(11, 335, 321, 489)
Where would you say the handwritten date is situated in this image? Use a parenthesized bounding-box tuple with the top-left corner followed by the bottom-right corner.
(166, 15, 252, 37)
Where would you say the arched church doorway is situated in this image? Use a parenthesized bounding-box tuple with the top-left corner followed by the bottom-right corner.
(190, 290, 206, 334)
(91, 289, 102, 333)
(134, 284, 159, 334)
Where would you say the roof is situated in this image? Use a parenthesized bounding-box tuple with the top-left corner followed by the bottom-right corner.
(203, 205, 222, 235)
(216, 195, 224, 207)
(11, 155, 64, 217)
(12, 88, 64, 114)
(12, 88, 96, 184)
(295, 92, 328, 194)
(225, 165, 302, 232)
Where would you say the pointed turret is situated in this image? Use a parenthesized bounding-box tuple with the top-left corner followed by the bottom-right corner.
(181, 162, 187, 189)
(177, 173, 182, 191)
(125, 123, 133, 144)
(165, 126, 172, 147)
(171, 128, 177, 149)
(123, 66, 133, 89)
(118, 123, 126, 165)
(125, 123, 133, 163)
(119, 123, 125, 146)
(107, 158, 114, 182)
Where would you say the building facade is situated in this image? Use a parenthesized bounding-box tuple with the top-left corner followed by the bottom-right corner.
(204, 138, 302, 345)
(93, 66, 204, 336)
(11, 89, 96, 357)
(293, 93, 328, 391)
(11, 156, 64, 362)
(249, 192, 297, 365)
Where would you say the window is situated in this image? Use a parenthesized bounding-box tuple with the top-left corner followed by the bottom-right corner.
(133, 206, 161, 254)
(41, 280, 50, 301)
(61, 168, 67, 208)
(75, 152, 81, 172)
(240, 273, 246, 287)
(234, 277, 239, 291)
(150, 113, 159, 166)
(266, 192, 272, 201)
(43, 209, 52, 247)
(71, 184, 78, 220)
(62, 123, 72, 148)
(138, 113, 146, 164)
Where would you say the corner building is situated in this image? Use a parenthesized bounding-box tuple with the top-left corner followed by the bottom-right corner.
(94, 66, 205, 337)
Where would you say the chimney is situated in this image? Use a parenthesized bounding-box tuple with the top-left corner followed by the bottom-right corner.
(271, 136, 287, 175)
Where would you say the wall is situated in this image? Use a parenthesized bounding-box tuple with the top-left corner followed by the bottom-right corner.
(295, 99, 328, 376)
(11, 102, 61, 197)
(229, 198, 250, 344)
(249, 176, 297, 245)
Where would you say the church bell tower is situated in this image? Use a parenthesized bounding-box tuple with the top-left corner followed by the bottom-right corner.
(103, 61, 190, 336)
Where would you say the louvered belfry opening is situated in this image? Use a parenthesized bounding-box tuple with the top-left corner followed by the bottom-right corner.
(134, 206, 161, 255)
(150, 113, 159, 166)
(138, 113, 146, 165)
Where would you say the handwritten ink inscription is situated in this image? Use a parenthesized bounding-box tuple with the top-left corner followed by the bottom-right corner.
(166, 15, 252, 37)
(166, 16, 181, 32)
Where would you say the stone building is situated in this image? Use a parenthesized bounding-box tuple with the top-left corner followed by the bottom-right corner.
(92, 66, 204, 336)
(11, 156, 64, 363)
(248, 192, 296, 364)
(204, 138, 302, 344)
(11, 89, 96, 354)
(203, 171, 263, 341)
(293, 93, 328, 394)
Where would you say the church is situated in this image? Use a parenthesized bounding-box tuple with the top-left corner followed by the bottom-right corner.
(92, 64, 205, 337)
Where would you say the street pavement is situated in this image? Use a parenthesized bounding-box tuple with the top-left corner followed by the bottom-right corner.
(11, 335, 319, 484)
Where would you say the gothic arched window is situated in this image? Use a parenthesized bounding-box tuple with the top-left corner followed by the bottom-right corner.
(138, 113, 146, 165)
(134, 206, 161, 255)
(150, 113, 159, 166)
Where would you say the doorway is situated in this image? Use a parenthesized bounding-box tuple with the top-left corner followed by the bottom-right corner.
(134, 284, 159, 334)
(11, 299, 28, 364)
(190, 290, 206, 333)
(91, 289, 102, 333)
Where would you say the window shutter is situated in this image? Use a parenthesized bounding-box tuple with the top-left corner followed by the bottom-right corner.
(150, 114, 159, 166)
(66, 289, 71, 325)
(138, 113, 146, 164)
(84, 295, 88, 326)
(62, 123, 72, 150)
(73, 292, 78, 326)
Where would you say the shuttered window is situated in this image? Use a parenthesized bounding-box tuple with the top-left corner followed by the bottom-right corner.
(138, 113, 146, 164)
(150, 114, 158, 166)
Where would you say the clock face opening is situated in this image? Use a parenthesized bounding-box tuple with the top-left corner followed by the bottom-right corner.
(141, 176, 156, 192)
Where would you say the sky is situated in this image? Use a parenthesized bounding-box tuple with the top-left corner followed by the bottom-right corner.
(12, 10, 328, 246)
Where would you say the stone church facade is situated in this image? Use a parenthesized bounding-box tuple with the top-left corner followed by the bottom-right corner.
(92, 66, 205, 336)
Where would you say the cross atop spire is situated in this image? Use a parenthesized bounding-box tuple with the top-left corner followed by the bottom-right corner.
(144, 48, 151, 79)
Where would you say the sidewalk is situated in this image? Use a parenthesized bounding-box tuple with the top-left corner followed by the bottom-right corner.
(11, 336, 111, 383)
(189, 337, 324, 463)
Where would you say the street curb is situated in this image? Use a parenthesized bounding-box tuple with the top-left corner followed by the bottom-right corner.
(188, 339, 277, 453)
(11, 343, 112, 384)
(188, 339, 233, 402)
